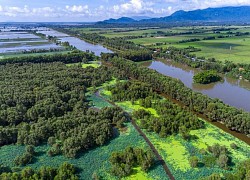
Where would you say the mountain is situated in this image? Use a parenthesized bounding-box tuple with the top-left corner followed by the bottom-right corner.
(101, 17, 137, 24)
(100, 6, 250, 24)
(130, 16, 151, 21)
(149, 6, 250, 22)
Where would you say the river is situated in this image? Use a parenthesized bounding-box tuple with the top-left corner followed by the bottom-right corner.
(39, 30, 250, 112)
(144, 60, 250, 112)
(37, 30, 113, 56)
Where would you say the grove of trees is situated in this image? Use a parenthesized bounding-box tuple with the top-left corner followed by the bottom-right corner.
(109, 147, 155, 178)
(0, 61, 128, 159)
(193, 70, 222, 84)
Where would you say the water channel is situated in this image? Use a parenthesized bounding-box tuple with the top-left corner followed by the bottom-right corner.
(38, 30, 113, 56)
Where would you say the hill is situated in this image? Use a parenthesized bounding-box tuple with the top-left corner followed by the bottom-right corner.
(100, 6, 250, 24)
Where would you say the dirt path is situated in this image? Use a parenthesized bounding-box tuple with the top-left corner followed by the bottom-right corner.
(94, 90, 175, 180)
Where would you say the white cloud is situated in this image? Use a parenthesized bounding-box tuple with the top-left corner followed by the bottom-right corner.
(0, 5, 92, 18)
(111, 0, 158, 16)
(0, 0, 250, 21)
(65, 5, 89, 13)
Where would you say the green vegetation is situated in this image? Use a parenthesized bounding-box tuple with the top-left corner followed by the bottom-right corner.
(0, 51, 95, 65)
(0, 62, 131, 159)
(155, 46, 250, 81)
(0, 162, 78, 180)
(193, 70, 222, 84)
(66, 61, 100, 68)
(95, 55, 250, 179)
(225, 159, 250, 179)
(0, 53, 168, 179)
(1, 26, 250, 180)
(107, 57, 250, 136)
(110, 147, 154, 178)
(59, 28, 152, 61)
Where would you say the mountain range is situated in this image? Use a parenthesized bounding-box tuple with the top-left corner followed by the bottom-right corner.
(100, 6, 250, 24)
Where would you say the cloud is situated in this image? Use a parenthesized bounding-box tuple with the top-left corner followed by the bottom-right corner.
(65, 5, 89, 13)
(0, 5, 92, 19)
(111, 0, 166, 16)
(0, 0, 250, 21)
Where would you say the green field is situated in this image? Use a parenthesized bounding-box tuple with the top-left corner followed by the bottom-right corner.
(129, 27, 250, 63)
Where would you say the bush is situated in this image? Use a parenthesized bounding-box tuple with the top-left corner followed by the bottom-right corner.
(217, 154, 229, 169)
(230, 143, 238, 149)
(25, 145, 35, 155)
(14, 152, 33, 166)
(109, 147, 154, 178)
(189, 156, 199, 168)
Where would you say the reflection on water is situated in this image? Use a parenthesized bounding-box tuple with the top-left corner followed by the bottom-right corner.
(147, 60, 250, 112)
(59, 36, 113, 56)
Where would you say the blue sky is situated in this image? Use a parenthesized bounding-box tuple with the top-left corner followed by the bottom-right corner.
(0, 0, 250, 22)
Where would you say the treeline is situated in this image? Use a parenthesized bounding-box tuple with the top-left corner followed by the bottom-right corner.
(155, 47, 250, 81)
(0, 162, 79, 180)
(109, 147, 155, 178)
(0, 62, 128, 158)
(0, 51, 94, 65)
(107, 80, 204, 138)
(57, 28, 152, 61)
(106, 57, 250, 136)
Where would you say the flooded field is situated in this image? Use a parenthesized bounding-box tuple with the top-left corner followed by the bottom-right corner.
(0, 31, 63, 54)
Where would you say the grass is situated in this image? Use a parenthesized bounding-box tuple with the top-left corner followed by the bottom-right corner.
(116, 101, 159, 117)
(66, 61, 100, 69)
(129, 27, 250, 64)
(124, 167, 151, 180)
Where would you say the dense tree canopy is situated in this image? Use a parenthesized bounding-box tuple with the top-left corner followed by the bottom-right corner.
(0, 62, 128, 159)
(0, 162, 79, 180)
(109, 147, 155, 178)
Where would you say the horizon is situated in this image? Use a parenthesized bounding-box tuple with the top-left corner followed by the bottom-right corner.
(0, 0, 250, 22)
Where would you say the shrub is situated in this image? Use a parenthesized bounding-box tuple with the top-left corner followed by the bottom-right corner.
(14, 152, 33, 166)
(25, 145, 35, 155)
(189, 156, 199, 168)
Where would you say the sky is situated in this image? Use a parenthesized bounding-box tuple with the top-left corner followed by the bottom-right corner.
(0, 0, 250, 22)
